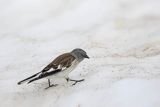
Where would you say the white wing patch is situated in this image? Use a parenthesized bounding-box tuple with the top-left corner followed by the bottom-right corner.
(54, 60, 79, 78)
(57, 64, 67, 70)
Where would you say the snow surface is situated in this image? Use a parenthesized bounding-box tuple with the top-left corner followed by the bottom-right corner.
(0, 0, 160, 107)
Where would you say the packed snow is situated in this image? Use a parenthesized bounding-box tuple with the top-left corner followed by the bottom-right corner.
(0, 0, 160, 107)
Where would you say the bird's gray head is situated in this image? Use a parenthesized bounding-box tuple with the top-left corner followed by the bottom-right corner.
(71, 48, 89, 61)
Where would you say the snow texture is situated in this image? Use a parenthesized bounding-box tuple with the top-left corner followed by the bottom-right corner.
(0, 0, 160, 107)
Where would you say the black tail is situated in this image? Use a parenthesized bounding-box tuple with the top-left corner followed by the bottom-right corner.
(18, 69, 62, 85)
(28, 77, 40, 84)
(17, 72, 41, 85)
(27, 69, 61, 84)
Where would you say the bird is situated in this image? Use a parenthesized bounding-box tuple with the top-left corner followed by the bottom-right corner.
(17, 48, 89, 89)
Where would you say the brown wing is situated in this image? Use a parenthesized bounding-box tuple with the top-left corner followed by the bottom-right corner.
(42, 53, 76, 72)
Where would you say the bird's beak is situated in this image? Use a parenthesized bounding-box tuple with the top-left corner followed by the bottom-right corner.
(85, 54, 89, 59)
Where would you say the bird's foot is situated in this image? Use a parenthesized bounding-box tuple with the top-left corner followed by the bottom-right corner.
(45, 84, 58, 90)
(65, 78, 69, 82)
(70, 79, 85, 85)
(65, 78, 84, 85)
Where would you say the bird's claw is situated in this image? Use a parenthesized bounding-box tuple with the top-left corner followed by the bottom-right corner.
(45, 84, 58, 90)
(71, 79, 85, 86)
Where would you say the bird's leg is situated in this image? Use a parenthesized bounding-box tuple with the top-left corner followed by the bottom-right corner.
(45, 79, 58, 89)
(48, 79, 51, 87)
(66, 78, 84, 85)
